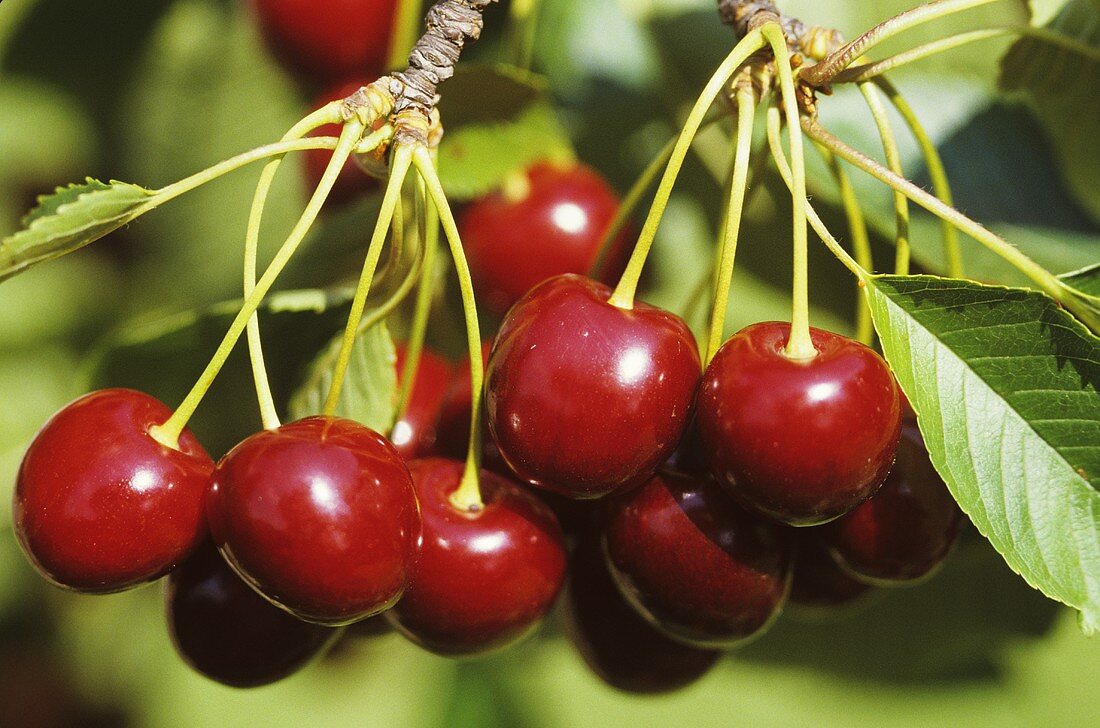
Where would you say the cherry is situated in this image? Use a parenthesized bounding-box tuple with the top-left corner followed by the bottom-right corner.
(304, 80, 379, 203)
(788, 533, 871, 610)
(486, 275, 701, 499)
(391, 344, 454, 460)
(603, 471, 791, 648)
(823, 421, 963, 584)
(386, 458, 566, 656)
(458, 162, 631, 314)
(251, 0, 397, 83)
(206, 416, 420, 625)
(14, 388, 212, 593)
(165, 543, 338, 687)
(563, 535, 719, 694)
(696, 322, 902, 526)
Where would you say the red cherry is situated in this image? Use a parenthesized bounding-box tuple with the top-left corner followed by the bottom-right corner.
(564, 536, 719, 694)
(304, 80, 380, 203)
(696, 322, 902, 526)
(14, 389, 212, 593)
(603, 471, 791, 647)
(788, 533, 871, 610)
(391, 344, 454, 460)
(165, 543, 338, 687)
(386, 458, 566, 656)
(206, 416, 420, 625)
(251, 0, 397, 83)
(824, 421, 963, 584)
(486, 274, 701, 499)
(458, 162, 631, 314)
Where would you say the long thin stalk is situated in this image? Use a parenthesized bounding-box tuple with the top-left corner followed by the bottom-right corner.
(859, 82, 910, 275)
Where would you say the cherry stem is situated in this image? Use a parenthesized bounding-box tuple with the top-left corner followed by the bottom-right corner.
(801, 0, 1006, 87)
(835, 28, 1011, 83)
(322, 144, 416, 417)
(243, 104, 344, 431)
(396, 173, 441, 423)
(858, 81, 910, 276)
(705, 81, 755, 364)
(802, 117, 1100, 334)
(762, 24, 816, 361)
(607, 27, 767, 310)
(413, 146, 486, 513)
(149, 119, 367, 450)
(389, 0, 426, 71)
(767, 108, 865, 280)
(507, 0, 542, 70)
(873, 77, 962, 278)
(816, 144, 874, 345)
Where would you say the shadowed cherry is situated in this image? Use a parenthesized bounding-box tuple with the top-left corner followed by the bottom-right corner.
(386, 458, 566, 656)
(603, 471, 792, 648)
(486, 275, 701, 499)
(165, 543, 339, 687)
(788, 533, 872, 611)
(696, 322, 902, 526)
(391, 344, 454, 460)
(206, 416, 420, 625)
(563, 535, 720, 694)
(14, 388, 212, 593)
(824, 421, 963, 584)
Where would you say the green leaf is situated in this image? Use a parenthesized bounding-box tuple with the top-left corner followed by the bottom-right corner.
(288, 322, 398, 434)
(865, 275, 1100, 632)
(435, 63, 574, 200)
(1000, 0, 1100, 223)
(1062, 263, 1100, 297)
(0, 178, 155, 282)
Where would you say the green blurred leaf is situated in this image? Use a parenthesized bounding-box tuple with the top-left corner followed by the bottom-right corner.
(1062, 263, 1100, 296)
(866, 275, 1100, 631)
(288, 322, 398, 434)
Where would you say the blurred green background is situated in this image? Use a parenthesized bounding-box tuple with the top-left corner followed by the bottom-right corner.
(1, 0, 1099, 725)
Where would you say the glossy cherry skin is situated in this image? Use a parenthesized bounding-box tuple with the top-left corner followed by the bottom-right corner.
(206, 416, 420, 625)
(304, 80, 379, 203)
(14, 389, 213, 593)
(696, 322, 902, 526)
(165, 543, 338, 688)
(603, 471, 792, 648)
(390, 345, 454, 460)
(251, 0, 397, 83)
(386, 458, 566, 656)
(458, 162, 631, 314)
(824, 421, 963, 584)
(564, 535, 719, 694)
(788, 533, 871, 610)
(486, 274, 701, 499)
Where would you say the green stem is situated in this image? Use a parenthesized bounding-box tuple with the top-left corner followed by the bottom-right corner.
(149, 119, 366, 449)
(608, 27, 766, 309)
(322, 144, 415, 416)
(874, 77, 963, 277)
(396, 177, 440, 420)
(858, 81, 910, 275)
(706, 83, 755, 363)
(413, 146, 485, 513)
(388, 0, 424, 70)
(801, 0, 1006, 86)
(836, 28, 1012, 83)
(507, 0, 541, 70)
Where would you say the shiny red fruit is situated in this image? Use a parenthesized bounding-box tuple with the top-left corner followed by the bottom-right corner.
(696, 322, 902, 526)
(788, 533, 871, 610)
(391, 345, 454, 460)
(564, 536, 719, 694)
(387, 458, 566, 656)
(486, 275, 701, 499)
(458, 162, 631, 314)
(165, 543, 338, 688)
(251, 0, 397, 83)
(206, 416, 420, 625)
(304, 80, 379, 203)
(824, 421, 963, 584)
(603, 472, 791, 648)
(14, 389, 212, 593)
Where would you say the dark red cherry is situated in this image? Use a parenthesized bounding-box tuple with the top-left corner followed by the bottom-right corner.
(165, 543, 338, 687)
(390, 344, 454, 460)
(824, 421, 963, 584)
(563, 535, 719, 694)
(386, 458, 566, 656)
(603, 471, 791, 647)
(788, 533, 871, 610)
(14, 388, 212, 593)
(458, 162, 631, 314)
(486, 274, 701, 499)
(251, 0, 397, 83)
(206, 416, 420, 625)
(696, 322, 902, 526)
(304, 80, 380, 203)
